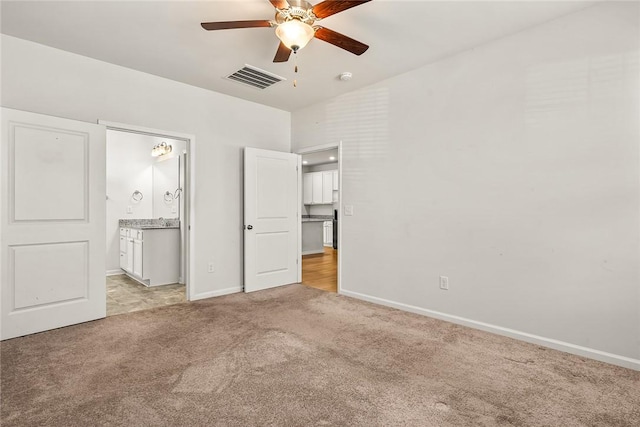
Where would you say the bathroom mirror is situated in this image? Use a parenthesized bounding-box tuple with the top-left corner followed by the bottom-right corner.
(153, 157, 181, 219)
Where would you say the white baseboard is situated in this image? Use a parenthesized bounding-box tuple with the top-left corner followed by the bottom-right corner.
(340, 289, 640, 371)
(106, 269, 124, 276)
(190, 286, 242, 301)
(302, 249, 324, 255)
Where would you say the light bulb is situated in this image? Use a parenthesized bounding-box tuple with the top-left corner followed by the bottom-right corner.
(275, 20, 314, 51)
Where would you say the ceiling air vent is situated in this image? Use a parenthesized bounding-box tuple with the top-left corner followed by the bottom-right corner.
(225, 65, 286, 90)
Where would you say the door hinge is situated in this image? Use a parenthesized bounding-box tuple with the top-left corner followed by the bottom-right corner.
(296, 165, 299, 171)
(296, 259, 299, 264)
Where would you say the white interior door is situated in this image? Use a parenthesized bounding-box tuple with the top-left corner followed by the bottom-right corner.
(1, 108, 106, 340)
(244, 147, 299, 292)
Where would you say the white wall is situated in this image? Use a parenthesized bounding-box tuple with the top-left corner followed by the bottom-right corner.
(105, 130, 184, 274)
(2, 35, 291, 300)
(292, 2, 640, 366)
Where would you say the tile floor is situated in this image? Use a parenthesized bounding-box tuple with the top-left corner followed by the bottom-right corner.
(106, 274, 186, 316)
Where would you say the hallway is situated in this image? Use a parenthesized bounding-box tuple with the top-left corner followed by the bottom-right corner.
(301, 246, 337, 293)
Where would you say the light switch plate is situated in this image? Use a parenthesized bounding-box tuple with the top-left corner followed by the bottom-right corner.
(126, 206, 133, 214)
(344, 205, 354, 216)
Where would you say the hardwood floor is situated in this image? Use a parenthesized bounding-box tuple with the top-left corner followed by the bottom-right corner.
(302, 246, 337, 293)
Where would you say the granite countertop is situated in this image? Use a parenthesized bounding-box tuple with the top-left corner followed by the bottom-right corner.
(131, 225, 180, 230)
(302, 216, 333, 223)
(119, 219, 180, 230)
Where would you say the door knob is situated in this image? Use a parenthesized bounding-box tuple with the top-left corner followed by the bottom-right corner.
(247, 225, 253, 230)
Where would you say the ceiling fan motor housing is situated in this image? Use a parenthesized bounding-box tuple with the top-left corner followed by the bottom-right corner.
(275, 0, 317, 25)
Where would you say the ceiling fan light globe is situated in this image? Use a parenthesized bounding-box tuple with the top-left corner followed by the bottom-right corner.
(275, 20, 314, 51)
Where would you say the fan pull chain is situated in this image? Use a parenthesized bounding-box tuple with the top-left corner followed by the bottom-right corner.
(293, 51, 298, 88)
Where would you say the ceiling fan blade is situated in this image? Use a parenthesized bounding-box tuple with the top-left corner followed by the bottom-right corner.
(312, 0, 371, 19)
(201, 20, 272, 31)
(269, 0, 290, 9)
(273, 41, 292, 63)
(314, 27, 369, 56)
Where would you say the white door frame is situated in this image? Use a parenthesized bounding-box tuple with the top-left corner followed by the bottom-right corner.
(295, 142, 342, 294)
(98, 120, 197, 301)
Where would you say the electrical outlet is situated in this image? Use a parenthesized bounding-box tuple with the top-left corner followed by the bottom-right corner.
(439, 276, 449, 290)
(208, 262, 214, 273)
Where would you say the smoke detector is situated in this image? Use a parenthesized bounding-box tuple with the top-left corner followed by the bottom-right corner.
(339, 72, 353, 81)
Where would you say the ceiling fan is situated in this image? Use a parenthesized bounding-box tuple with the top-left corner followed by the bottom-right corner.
(201, 0, 372, 63)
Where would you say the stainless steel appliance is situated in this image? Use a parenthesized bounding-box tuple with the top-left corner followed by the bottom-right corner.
(332, 209, 338, 249)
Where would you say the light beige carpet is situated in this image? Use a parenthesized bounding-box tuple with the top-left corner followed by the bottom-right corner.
(1, 284, 639, 426)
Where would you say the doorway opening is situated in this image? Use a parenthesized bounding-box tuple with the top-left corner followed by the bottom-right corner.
(298, 144, 340, 293)
(102, 122, 193, 316)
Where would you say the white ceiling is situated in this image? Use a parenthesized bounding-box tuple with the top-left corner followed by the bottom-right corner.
(1, 0, 595, 112)
(302, 148, 338, 166)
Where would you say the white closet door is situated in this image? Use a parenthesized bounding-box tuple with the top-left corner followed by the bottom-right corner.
(1, 108, 106, 340)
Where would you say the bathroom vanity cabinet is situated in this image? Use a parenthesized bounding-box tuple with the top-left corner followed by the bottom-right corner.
(119, 226, 180, 286)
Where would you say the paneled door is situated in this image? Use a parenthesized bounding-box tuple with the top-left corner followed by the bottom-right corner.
(1, 108, 106, 340)
(244, 147, 300, 292)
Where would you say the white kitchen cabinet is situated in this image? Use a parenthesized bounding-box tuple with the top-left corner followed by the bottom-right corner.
(119, 227, 180, 286)
(302, 221, 324, 255)
(322, 171, 333, 204)
(303, 173, 313, 205)
(303, 170, 338, 205)
(312, 172, 323, 204)
(323, 221, 333, 247)
(332, 170, 338, 190)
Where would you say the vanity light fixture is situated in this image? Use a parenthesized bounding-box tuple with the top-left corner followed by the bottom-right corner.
(302, 160, 308, 165)
(329, 156, 336, 161)
(151, 141, 172, 157)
